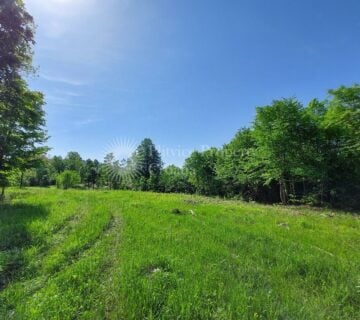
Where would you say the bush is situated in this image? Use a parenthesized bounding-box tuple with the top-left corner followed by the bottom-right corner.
(56, 170, 81, 190)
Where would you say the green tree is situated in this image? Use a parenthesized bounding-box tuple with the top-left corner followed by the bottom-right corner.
(320, 85, 360, 208)
(326, 85, 360, 153)
(56, 170, 81, 190)
(6, 156, 54, 188)
(64, 151, 84, 179)
(102, 153, 121, 190)
(253, 98, 310, 204)
(84, 159, 100, 189)
(298, 99, 329, 204)
(185, 148, 221, 196)
(51, 156, 65, 174)
(29, 156, 54, 187)
(18, 153, 49, 188)
(299, 90, 360, 208)
(0, 79, 47, 197)
(0, 0, 47, 198)
(216, 128, 263, 200)
(132, 139, 162, 191)
(160, 165, 193, 193)
(0, 0, 35, 82)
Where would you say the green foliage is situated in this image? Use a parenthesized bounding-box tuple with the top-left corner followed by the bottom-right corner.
(0, 0, 35, 81)
(321, 85, 360, 207)
(64, 151, 83, 174)
(0, 1, 47, 198)
(9, 82, 359, 209)
(132, 138, 163, 191)
(185, 148, 221, 196)
(102, 152, 121, 190)
(216, 128, 260, 200)
(51, 156, 65, 174)
(215, 86, 359, 209)
(56, 170, 81, 190)
(135, 138, 162, 177)
(0, 79, 47, 196)
(252, 99, 307, 203)
(160, 165, 193, 193)
(0, 188, 359, 319)
(84, 159, 100, 188)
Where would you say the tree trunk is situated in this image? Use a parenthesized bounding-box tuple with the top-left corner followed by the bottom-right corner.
(1, 185, 5, 201)
(320, 182, 324, 205)
(302, 179, 306, 196)
(290, 180, 295, 196)
(289, 180, 296, 202)
(279, 179, 288, 204)
(20, 171, 24, 189)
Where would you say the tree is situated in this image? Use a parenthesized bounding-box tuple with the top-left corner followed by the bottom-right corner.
(84, 159, 100, 189)
(7, 155, 56, 188)
(132, 139, 162, 191)
(216, 128, 264, 200)
(0, 0, 35, 82)
(0, 0, 47, 198)
(0, 79, 47, 197)
(102, 153, 121, 190)
(56, 170, 81, 190)
(320, 85, 360, 208)
(29, 156, 53, 187)
(17, 153, 49, 188)
(64, 152, 84, 177)
(185, 148, 221, 196)
(300, 99, 330, 204)
(298, 89, 360, 208)
(160, 165, 193, 193)
(327, 85, 360, 153)
(253, 98, 309, 204)
(51, 156, 65, 174)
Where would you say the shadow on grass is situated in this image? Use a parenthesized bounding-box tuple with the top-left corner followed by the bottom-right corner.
(0, 202, 49, 290)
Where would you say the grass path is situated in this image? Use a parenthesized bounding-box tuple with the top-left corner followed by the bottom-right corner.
(0, 188, 359, 319)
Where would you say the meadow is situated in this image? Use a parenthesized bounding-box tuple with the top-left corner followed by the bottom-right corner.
(0, 188, 359, 319)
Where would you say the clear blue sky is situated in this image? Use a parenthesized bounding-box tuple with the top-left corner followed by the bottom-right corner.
(25, 0, 360, 166)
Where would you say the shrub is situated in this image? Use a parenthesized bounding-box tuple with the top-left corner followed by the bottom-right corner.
(56, 170, 81, 190)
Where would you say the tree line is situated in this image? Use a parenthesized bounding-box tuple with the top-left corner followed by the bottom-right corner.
(10, 85, 360, 210)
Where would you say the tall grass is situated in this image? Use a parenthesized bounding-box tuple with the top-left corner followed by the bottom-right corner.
(0, 188, 359, 319)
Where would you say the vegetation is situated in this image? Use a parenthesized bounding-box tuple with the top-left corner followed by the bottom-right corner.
(0, 188, 359, 319)
(0, 0, 35, 80)
(0, 0, 47, 199)
(56, 170, 81, 190)
(12, 86, 360, 210)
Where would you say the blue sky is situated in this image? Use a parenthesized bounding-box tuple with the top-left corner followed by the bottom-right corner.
(24, 0, 360, 166)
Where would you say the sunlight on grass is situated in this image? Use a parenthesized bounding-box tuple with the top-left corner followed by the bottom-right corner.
(0, 188, 359, 319)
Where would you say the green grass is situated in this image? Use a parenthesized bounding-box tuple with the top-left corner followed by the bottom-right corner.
(0, 188, 359, 319)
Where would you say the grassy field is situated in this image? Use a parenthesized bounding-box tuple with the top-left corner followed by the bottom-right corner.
(0, 188, 359, 319)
